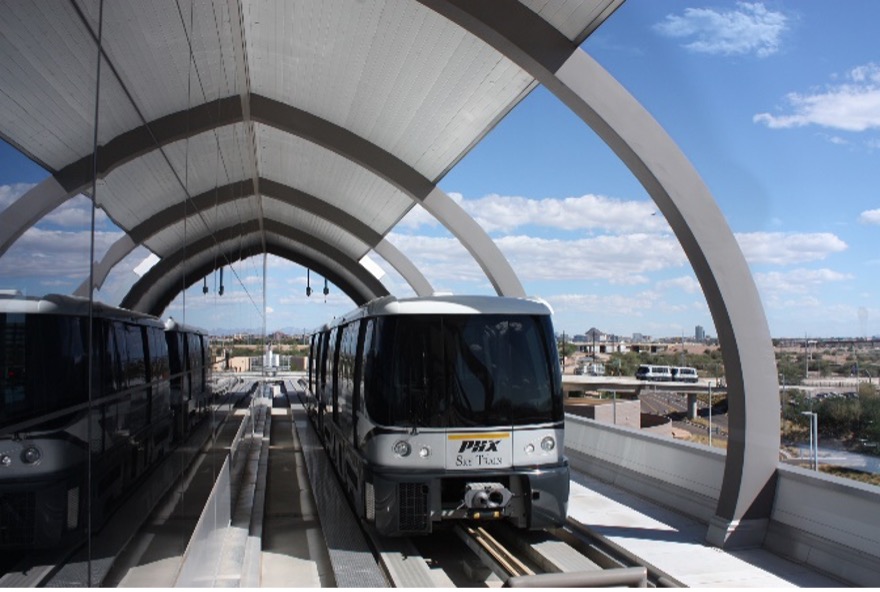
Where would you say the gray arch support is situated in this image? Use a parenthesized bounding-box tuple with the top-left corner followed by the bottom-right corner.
(3, 94, 522, 298)
(133, 239, 378, 317)
(75, 178, 434, 298)
(423, 0, 780, 548)
(121, 219, 387, 314)
(0, 176, 72, 256)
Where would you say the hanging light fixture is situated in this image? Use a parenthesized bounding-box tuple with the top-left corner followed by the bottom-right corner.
(323, 278, 329, 302)
(218, 267, 225, 296)
(306, 269, 312, 297)
(202, 277, 208, 295)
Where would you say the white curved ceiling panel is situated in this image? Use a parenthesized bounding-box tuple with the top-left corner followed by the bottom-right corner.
(255, 124, 413, 231)
(0, 0, 619, 306)
(0, 2, 141, 169)
(244, 0, 535, 182)
(261, 197, 368, 256)
(74, 0, 242, 121)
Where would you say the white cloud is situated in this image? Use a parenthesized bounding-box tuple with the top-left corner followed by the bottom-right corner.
(43, 195, 109, 227)
(755, 267, 852, 296)
(657, 275, 702, 294)
(397, 203, 440, 230)
(735, 231, 847, 265)
(1, 186, 111, 229)
(459, 193, 666, 234)
(754, 63, 880, 131)
(654, 2, 787, 58)
(387, 231, 687, 288)
(546, 292, 656, 318)
(859, 208, 880, 225)
(0, 227, 123, 280)
(0, 183, 36, 210)
(396, 192, 666, 235)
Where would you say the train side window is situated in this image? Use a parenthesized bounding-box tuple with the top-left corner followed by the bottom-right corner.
(337, 321, 359, 438)
(356, 319, 373, 417)
(0, 313, 90, 427)
(319, 331, 330, 394)
(108, 322, 127, 392)
(148, 327, 169, 380)
(124, 324, 149, 433)
(327, 327, 341, 422)
(308, 334, 316, 392)
(125, 324, 147, 387)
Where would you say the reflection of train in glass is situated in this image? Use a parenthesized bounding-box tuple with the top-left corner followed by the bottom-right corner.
(306, 295, 569, 536)
(0, 294, 210, 548)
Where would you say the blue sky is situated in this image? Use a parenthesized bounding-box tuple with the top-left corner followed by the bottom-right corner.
(1, 1, 879, 339)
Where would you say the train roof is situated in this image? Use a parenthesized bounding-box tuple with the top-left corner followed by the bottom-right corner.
(163, 316, 208, 335)
(0, 293, 164, 327)
(327, 294, 554, 328)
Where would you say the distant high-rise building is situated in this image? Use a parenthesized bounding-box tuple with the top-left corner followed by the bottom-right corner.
(695, 325, 705, 341)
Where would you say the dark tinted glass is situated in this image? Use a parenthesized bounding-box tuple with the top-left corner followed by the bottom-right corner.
(366, 314, 560, 428)
(0, 314, 91, 429)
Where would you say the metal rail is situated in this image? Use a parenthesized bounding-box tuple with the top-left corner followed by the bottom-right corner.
(455, 524, 535, 581)
(556, 518, 685, 587)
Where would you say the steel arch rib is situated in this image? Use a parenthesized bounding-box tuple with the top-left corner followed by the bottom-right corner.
(4, 93, 521, 297)
(74, 178, 433, 298)
(420, 0, 779, 548)
(134, 239, 376, 317)
(0, 176, 72, 257)
(121, 219, 386, 314)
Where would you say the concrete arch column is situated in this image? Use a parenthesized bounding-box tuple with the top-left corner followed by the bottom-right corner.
(422, 0, 780, 548)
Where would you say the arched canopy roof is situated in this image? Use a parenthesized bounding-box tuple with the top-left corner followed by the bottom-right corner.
(0, 0, 622, 308)
(0, 0, 783, 548)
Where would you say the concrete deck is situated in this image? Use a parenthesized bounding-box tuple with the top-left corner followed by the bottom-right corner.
(567, 471, 846, 588)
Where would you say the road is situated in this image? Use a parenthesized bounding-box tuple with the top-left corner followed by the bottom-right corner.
(638, 390, 729, 443)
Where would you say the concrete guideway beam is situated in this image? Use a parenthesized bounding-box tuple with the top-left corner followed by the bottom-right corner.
(421, 0, 780, 548)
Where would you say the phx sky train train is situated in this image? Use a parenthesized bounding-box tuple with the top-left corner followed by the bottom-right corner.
(305, 295, 569, 536)
(0, 294, 210, 548)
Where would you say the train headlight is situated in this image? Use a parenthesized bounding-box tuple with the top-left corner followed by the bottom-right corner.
(540, 436, 556, 452)
(419, 446, 431, 458)
(21, 446, 42, 464)
(392, 440, 411, 457)
(524, 443, 535, 454)
(0, 454, 11, 467)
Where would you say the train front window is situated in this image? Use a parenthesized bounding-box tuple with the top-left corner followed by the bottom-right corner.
(368, 314, 560, 428)
(1, 314, 90, 429)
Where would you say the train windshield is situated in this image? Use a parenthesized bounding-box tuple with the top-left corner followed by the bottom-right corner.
(367, 314, 562, 428)
(0, 313, 91, 430)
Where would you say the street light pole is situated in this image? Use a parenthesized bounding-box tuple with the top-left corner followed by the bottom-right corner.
(801, 411, 818, 471)
(708, 383, 713, 448)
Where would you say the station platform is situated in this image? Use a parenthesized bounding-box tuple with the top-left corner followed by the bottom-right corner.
(567, 472, 845, 588)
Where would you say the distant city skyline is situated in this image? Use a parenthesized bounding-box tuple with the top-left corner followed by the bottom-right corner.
(1, 1, 878, 339)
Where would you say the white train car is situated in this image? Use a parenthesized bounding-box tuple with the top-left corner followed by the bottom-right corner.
(306, 295, 569, 536)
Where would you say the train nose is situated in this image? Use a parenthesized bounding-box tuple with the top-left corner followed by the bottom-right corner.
(463, 482, 512, 509)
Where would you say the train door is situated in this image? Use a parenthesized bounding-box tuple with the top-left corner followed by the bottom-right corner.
(327, 327, 341, 446)
(352, 320, 367, 452)
(316, 331, 330, 437)
(120, 323, 149, 481)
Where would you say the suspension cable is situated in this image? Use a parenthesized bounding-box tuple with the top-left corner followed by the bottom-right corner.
(85, 0, 105, 585)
